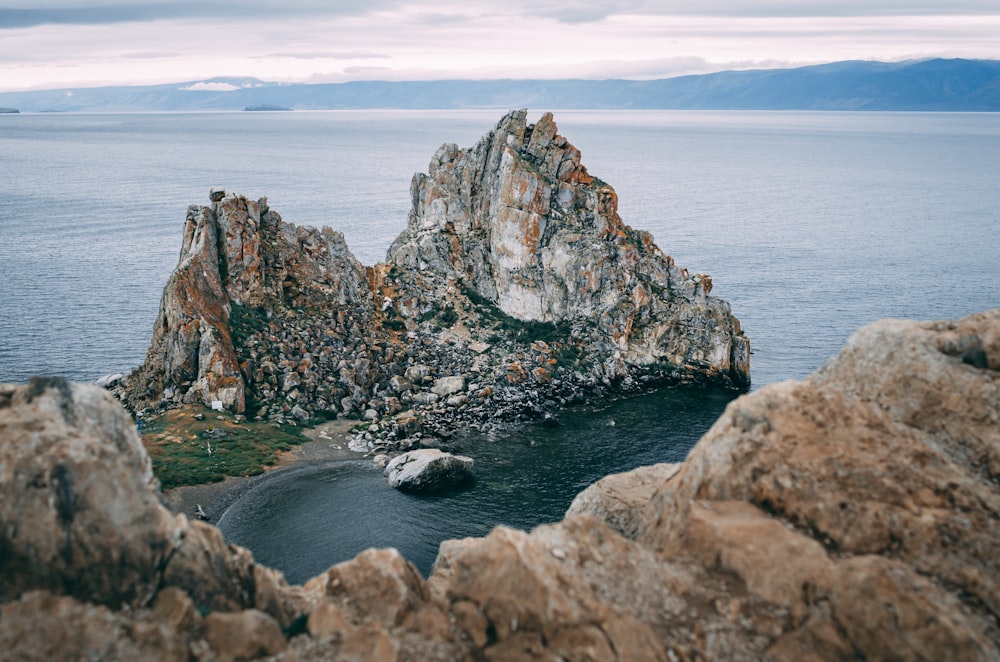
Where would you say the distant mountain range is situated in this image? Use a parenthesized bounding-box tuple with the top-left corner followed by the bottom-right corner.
(2, 58, 999, 113)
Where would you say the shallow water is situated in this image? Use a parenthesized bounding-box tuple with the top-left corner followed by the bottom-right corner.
(218, 387, 735, 581)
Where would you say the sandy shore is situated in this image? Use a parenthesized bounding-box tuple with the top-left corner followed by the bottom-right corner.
(162, 418, 363, 523)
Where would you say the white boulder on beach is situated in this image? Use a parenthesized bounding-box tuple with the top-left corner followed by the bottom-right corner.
(383, 448, 474, 491)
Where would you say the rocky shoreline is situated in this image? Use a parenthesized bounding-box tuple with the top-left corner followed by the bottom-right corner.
(116, 110, 749, 462)
(161, 419, 360, 522)
(2, 308, 997, 660)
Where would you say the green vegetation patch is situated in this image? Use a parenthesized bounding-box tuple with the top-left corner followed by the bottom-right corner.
(140, 405, 306, 489)
(228, 304, 270, 346)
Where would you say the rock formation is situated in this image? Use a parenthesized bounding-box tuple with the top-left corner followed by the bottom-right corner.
(122, 110, 749, 450)
(383, 448, 474, 491)
(388, 110, 749, 386)
(2, 309, 997, 659)
(125, 194, 370, 416)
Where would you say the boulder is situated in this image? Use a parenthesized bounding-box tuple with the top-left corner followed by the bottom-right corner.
(0, 377, 306, 627)
(565, 462, 681, 538)
(431, 375, 465, 397)
(202, 609, 286, 660)
(383, 448, 474, 491)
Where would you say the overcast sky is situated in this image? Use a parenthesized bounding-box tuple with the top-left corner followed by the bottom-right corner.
(2, 1, 999, 91)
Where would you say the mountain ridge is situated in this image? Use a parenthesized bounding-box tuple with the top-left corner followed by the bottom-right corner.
(2, 58, 999, 112)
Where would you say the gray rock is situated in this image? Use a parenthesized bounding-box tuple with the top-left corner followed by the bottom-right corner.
(412, 392, 440, 405)
(123, 111, 750, 447)
(95, 373, 125, 389)
(404, 365, 432, 383)
(389, 375, 414, 394)
(387, 109, 750, 389)
(431, 376, 465, 397)
(383, 449, 474, 491)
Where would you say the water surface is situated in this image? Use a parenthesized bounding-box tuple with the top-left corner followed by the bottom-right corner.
(2, 110, 998, 580)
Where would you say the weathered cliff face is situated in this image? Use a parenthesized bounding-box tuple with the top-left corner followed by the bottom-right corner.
(123, 110, 748, 437)
(125, 194, 372, 416)
(389, 110, 749, 386)
(2, 309, 997, 660)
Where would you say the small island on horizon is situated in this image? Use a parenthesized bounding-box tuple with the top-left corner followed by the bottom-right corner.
(243, 104, 292, 112)
(0, 107, 19, 113)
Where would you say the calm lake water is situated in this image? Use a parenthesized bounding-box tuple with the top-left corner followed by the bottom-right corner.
(2, 110, 998, 579)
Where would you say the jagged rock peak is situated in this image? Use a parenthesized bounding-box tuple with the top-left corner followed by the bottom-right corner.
(388, 109, 749, 387)
(124, 110, 749, 426)
(124, 193, 370, 414)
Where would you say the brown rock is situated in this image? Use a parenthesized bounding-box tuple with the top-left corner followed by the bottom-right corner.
(635, 309, 1000, 658)
(0, 378, 186, 607)
(565, 462, 681, 538)
(202, 609, 286, 660)
(0, 378, 305, 626)
(151, 586, 200, 632)
(0, 591, 189, 662)
(431, 519, 673, 661)
(303, 547, 442, 633)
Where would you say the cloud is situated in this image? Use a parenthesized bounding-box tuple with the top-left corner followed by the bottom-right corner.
(122, 50, 178, 59)
(0, 1, 399, 29)
(517, 0, 1000, 21)
(178, 81, 240, 91)
(411, 12, 474, 25)
(1, 1, 999, 91)
(2, 0, 1000, 31)
(259, 51, 391, 61)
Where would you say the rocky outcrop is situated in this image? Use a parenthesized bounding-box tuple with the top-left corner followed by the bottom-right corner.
(389, 110, 749, 386)
(383, 448, 474, 491)
(121, 110, 749, 451)
(565, 462, 681, 538)
(545, 308, 1000, 659)
(2, 309, 999, 659)
(0, 378, 305, 626)
(124, 195, 371, 416)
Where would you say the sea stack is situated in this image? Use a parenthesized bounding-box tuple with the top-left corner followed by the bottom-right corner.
(123, 110, 749, 440)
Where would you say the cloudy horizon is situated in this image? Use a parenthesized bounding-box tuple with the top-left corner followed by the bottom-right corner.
(2, 1, 999, 92)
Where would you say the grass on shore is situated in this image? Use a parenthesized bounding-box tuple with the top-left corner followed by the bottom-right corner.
(139, 405, 307, 489)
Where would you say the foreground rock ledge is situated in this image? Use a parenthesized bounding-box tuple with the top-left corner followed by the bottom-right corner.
(2, 308, 998, 660)
(121, 109, 749, 451)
